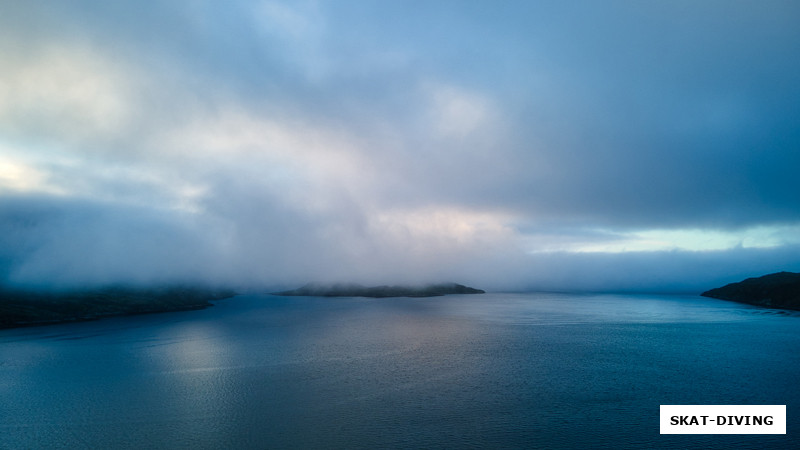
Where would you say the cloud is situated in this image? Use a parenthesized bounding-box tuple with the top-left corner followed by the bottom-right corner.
(1, 1, 798, 292)
(0, 44, 136, 148)
(425, 83, 496, 139)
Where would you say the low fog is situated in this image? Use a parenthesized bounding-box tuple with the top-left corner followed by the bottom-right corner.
(1, 1, 799, 293)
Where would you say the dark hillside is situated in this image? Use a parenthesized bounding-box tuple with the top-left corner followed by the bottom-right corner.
(701, 272, 800, 310)
(276, 282, 485, 298)
(0, 286, 235, 328)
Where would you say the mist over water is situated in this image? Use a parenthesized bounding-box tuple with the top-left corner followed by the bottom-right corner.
(2, 293, 798, 449)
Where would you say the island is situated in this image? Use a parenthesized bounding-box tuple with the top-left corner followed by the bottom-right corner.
(0, 285, 236, 329)
(701, 271, 800, 310)
(274, 282, 485, 298)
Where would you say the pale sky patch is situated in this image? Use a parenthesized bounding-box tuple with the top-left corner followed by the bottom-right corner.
(529, 225, 800, 254)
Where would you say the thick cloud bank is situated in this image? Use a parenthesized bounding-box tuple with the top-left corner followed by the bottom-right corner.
(1, 1, 799, 292)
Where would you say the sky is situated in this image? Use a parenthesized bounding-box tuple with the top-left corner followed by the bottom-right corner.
(1, 0, 799, 293)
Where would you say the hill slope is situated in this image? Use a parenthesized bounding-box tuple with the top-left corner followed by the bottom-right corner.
(275, 282, 485, 298)
(0, 286, 235, 328)
(701, 272, 800, 310)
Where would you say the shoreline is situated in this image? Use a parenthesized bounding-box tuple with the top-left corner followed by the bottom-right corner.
(0, 286, 236, 329)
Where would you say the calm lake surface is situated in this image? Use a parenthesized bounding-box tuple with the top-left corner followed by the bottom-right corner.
(1, 292, 799, 449)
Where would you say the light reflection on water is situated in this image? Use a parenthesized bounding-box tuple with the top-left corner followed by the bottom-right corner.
(1, 292, 799, 449)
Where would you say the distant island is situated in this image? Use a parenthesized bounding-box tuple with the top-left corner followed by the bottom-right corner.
(275, 282, 485, 298)
(701, 271, 800, 310)
(0, 285, 236, 329)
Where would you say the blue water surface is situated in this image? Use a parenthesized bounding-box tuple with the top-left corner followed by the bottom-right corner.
(1, 292, 799, 449)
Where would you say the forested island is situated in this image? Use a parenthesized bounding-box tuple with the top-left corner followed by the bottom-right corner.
(701, 271, 800, 310)
(275, 282, 485, 298)
(0, 285, 236, 329)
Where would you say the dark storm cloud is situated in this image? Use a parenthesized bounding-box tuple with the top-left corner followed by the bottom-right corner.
(1, 0, 799, 290)
(386, 0, 800, 229)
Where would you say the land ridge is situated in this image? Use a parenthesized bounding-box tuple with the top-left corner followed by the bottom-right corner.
(275, 282, 485, 298)
(701, 271, 800, 311)
(0, 285, 236, 329)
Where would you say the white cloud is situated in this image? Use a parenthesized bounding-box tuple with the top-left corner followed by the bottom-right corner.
(425, 83, 497, 139)
(0, 157, 60, 195)
(0, 45, 135, 141)
(373, 206, 516, 249)
(157, 105, 382, 214)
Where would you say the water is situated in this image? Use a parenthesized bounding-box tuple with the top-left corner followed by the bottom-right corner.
(1, 292, 799, 449)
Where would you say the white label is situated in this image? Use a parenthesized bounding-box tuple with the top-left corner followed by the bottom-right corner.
(660, 405, 786, 434)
